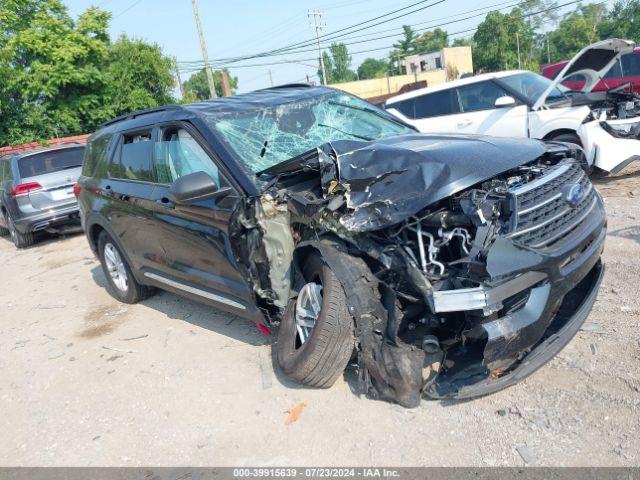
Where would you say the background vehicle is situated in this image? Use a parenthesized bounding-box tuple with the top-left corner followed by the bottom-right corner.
(77, 86, 604, 407)
(542, 47, 640, 94)
(0, 144, 85, 248)
(385, 39, 640, 175)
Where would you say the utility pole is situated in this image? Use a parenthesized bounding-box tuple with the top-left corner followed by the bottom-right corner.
(546, 34, 551, 64)
(191, 0, 217, 98)
(268, 69, 274, 87)
(175, 63, 185, 98)
(516, 31, 521, 69)
(308, 10, 327, 86)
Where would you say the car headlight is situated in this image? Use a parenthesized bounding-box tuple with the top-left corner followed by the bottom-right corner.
(600, 120, 640, 139)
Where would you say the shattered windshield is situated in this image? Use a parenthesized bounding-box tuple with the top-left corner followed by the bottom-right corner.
(499, 72, 570, 104)
(202, 91, 414, 173)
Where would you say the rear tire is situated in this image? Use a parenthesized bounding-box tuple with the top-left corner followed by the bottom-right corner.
(276, 252, 355, 388)
(97, 231, 154, 304)
(6, 214, 35, 249)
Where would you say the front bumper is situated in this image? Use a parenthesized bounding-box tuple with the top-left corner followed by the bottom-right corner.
(580, 117, 640, 173)
(13, 204, 80, 234)
(425, 194, 606, 399)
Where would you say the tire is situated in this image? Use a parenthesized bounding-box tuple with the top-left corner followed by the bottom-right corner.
(6, 214, 35, 249)
(97, 231, 154, 304)
(550, 132, 581, 146)
(276, 252, 355, 388)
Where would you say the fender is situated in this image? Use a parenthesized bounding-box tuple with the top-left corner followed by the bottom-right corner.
(528, 106, 590, 139)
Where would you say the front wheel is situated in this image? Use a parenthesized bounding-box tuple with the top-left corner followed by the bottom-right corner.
(276, 252, 355, 388)
(97, 231, 154, 304)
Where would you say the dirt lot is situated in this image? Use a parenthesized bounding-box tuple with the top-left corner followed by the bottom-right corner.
(1, 167, 639, 467)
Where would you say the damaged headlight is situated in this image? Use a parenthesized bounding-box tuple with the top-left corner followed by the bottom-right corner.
(600, 120, 640, 139)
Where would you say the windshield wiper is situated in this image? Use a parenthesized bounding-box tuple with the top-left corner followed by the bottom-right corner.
(318, 123, 374, 141)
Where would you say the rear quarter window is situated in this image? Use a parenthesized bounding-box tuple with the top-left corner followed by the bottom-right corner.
(18, 147, 85, 178)
(83, 134, 112, 178)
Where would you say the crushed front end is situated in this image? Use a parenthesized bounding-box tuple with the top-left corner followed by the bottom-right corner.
(251, 134, 606, 407)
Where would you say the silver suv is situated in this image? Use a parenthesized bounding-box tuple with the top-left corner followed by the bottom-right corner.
(0, 144, 85, 248)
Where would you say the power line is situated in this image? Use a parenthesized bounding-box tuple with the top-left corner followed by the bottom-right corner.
(112, 0, 145, 19)
(178, 0, 590, 71)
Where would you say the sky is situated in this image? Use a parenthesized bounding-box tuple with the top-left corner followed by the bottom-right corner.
(63, 0, 615, 96)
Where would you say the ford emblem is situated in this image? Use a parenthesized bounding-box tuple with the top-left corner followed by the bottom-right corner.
(561, 183, 584, 208)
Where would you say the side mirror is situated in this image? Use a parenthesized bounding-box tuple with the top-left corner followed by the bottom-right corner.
(169, 171, 219, 204)
(495, 96, 516, 108)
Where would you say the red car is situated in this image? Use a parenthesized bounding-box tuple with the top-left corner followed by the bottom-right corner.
(541, 48, 640, 93)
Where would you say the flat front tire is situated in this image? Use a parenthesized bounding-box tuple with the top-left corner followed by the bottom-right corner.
(97, 231, 154, 304)
(276, 252, 355, 388)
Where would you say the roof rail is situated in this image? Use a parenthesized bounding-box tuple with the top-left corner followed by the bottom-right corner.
(100, 105, 183, 128)
(259, 83, 315, 91)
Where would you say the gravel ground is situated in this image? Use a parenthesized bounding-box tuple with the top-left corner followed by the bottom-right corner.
(0, 166, 639, 467)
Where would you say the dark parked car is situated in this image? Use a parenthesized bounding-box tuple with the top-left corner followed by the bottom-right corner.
(0, 144, 85, 248)
(77, 85, 605, 407)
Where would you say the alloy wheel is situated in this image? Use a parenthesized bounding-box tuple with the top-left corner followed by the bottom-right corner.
(103, 243, 128, 292)
(294, 282, 323, 345)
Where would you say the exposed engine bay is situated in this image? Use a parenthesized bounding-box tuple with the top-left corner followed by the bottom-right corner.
(233, 134, 606, 407)
(572, 83, 640, 120)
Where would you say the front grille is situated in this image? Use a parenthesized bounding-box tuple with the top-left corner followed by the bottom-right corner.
(508, 162, 598, 250)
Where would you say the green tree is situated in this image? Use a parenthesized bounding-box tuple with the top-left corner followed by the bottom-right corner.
(183, 68, 238, 100)
(103, 34, 176, 118)
(0, 0, 111, 144)
(318, 43, 356, 84)
(599, 0, 640, 43)
(451, 37, 474, 47)
(473, 8, 537, 72)
(546, 3, 607, 62)
(416, 28, 448, 52)
(357, 58, 388, 79)
(393, 25, 420, 56)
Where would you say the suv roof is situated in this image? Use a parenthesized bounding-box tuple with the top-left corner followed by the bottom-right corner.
(98, 84, 323, 132)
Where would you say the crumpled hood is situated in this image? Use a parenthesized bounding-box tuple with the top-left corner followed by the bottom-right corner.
(318, 133, 548, 232)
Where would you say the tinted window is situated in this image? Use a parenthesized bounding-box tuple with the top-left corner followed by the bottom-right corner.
(457, 81, 512, 112)
(111, 132, 154, 182)
(154, 128, 223, 187)
(388, 98, 416, 118)
(621, 53, 640, 77)
(17, 147, 84, 178)
(413, 89, 459, 118)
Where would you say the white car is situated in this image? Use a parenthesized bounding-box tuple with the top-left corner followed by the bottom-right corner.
(385, 38, 640, 174)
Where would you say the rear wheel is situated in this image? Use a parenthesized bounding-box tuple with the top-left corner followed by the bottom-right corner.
(276, 252, 355, 388)
(97, 231, 154, 304)
(6, 214, 34, 249)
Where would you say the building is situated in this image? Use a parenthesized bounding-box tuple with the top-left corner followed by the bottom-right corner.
(331, 46, 473, 103)
(403, 46, 473, 78)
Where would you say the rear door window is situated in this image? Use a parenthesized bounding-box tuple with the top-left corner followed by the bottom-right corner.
(17, 147, 84, 178)
(413, 89, 460, 118)
(110, 131, 155, 182)
(457, 81, 512, 113)
(604, 58, 623, 79)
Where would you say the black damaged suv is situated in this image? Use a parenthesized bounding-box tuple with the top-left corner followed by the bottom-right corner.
(77, 85, 605, 407)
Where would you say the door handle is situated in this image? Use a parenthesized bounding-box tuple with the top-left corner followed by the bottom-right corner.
(457, 119, 473, 128)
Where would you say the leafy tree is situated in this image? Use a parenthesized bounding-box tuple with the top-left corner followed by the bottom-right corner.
(451, 37, 474, 47)
(393, 25, 420, 56)
(183, 67, 238, 100)
(0, 0, 111, 144)
(473, 8, 537, 72)
(546, 3, 607, 62)
(318, 43, 356, 84)
(599, 0, 640, 42)
(357, 58, 388, 79)
(416, 28, 448, 52)
(103, 34, 175, 118)
(519, 0, 560, 29)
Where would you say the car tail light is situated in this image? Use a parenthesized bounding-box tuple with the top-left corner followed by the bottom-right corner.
(73, 183, 83, 198)
(10, 182, 42, 198)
